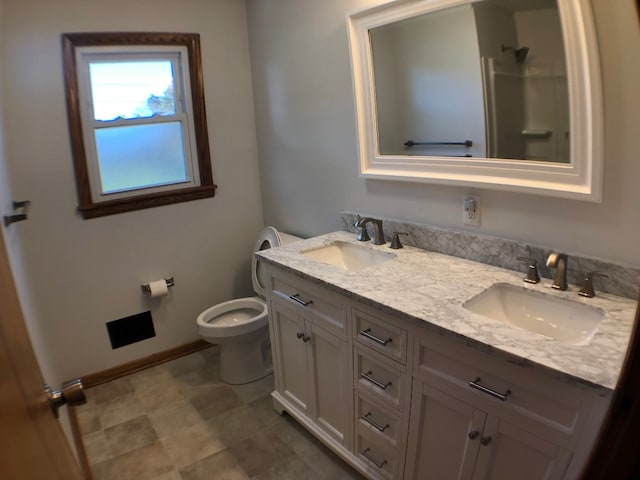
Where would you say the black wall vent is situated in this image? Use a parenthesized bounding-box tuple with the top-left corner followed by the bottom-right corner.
(106, 311, 155, 349)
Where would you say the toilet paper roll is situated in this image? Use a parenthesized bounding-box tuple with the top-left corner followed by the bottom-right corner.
(148, 279, 169, 298)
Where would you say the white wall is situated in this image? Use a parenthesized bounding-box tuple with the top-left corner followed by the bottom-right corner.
(0, 0, 264, 381)
(516, 8, 570, 162)
(372, 6, 486, 157)
(369, 26, 403, 155)
(473, 2, 524, 159)
(473, 1, 518, 59)
(0, 0, 79, 449)
(247, 0, 640, 266)
(0, 0, 58, 384)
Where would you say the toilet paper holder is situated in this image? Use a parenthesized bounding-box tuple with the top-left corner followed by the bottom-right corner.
(141, 277, 174, 293)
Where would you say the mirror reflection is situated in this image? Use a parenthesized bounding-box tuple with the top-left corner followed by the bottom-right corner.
(370, 0, 569, 163)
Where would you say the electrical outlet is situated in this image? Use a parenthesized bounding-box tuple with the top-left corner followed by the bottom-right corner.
(463, 194, 480, 226)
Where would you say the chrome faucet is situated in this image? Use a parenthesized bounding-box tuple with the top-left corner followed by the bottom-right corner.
(546, 252, 569, 290)
(354, 216, 385, 245)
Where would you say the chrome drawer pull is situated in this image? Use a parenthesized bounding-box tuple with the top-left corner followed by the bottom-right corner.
(359, 328, 392, 346)
(361, 448, 387, 469)
(289, 293, 313, 306)
(361, 412, 389, 432)
(361, 370, 392, 390)
(469, 377, 512, 402)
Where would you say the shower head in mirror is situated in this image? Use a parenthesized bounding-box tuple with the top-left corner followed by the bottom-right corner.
(501, 44, 530, 64)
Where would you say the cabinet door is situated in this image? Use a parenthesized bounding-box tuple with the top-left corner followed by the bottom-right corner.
(270, 299, 309, 414)
(307, 321, 348, 446)
(472, 416, 572, 480)
(405, 381, 485, 480)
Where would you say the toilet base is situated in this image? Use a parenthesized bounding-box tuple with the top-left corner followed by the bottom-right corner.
(216, 329, 272, 385)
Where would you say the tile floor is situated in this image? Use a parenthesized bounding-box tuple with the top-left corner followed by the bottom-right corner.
(76, 346, 366, 480)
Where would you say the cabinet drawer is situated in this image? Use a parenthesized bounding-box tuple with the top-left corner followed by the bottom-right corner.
(355, 427, 398, 480)
(353, 308, 407, 365)
(354, 346, 407, 410)
(269, 269, 346, 337)
(355, 390, 401, 447)
(415, 335, 585, 437)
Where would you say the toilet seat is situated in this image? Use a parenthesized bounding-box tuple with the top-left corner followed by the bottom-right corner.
(197, 297, 267, 338)
(196, 226, 301, 384)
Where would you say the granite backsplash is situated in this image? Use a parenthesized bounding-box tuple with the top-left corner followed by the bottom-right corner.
(341, 211, 640, 300)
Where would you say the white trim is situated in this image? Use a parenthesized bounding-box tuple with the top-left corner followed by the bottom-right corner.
(347, 0, 604, 202)
(75, 45, 201, 203)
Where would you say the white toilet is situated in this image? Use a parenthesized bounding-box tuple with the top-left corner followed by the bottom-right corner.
(196, 227, 300, 385)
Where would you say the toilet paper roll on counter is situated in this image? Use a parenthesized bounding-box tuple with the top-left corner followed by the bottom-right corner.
(148, 279, 169, 298)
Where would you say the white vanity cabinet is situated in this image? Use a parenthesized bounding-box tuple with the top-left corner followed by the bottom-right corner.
(264, 264, 609, 480)
(351, 306, 412, 480)
(406, 335, 603, 480)
(267, 267, 351, 448)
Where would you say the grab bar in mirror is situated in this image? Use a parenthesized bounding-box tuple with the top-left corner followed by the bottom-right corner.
(404, 139, 473, 147)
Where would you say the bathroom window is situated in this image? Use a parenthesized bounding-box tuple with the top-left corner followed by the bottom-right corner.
(62, 33, 216, 219)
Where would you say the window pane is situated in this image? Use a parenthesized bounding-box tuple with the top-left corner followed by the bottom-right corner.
(89, 61, 176, 121)
(95, 122, 189, 194)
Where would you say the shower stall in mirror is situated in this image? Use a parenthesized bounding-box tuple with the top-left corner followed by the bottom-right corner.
(370, 0, 570, 163)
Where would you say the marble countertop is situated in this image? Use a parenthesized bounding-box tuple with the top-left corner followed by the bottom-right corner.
(257, 231, 637, 392)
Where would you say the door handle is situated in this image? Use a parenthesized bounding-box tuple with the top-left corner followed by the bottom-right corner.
(45, 379, 86, 418)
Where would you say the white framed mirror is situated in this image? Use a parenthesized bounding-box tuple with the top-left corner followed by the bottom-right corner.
(347, 0, 603, 201)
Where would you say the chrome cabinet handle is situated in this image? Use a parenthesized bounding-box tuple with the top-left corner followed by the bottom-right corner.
(289, 293, 313, 306)
(360, 370, 392, 390)
(296, 332, 310, 343)
(481, 436, 492, 446)
(469, 377, 511, 402)
(468, 430, 479, 440)
(359, 328, 392, 346)
(361, 412, 389, 432)
(361, 448, 387, 469)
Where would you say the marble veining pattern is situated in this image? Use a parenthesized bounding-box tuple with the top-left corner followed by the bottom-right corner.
(340, 211, 640, 299)
(257, 231, 636, 392)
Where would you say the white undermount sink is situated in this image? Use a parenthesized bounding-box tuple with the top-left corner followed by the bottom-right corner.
(301, 241, 395, 271)
(463, 283, 604, 346)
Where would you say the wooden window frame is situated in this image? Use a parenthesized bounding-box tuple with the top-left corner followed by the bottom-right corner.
(62, 32, 216, 219)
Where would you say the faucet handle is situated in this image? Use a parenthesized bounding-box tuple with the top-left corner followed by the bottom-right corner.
(389, 232, 408, 249)
(579, 271, 609, 298)
(517, 256, 540, 284)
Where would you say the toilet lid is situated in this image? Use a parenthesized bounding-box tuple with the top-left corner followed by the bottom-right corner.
(252, 227, 302, 298)
(251, 227, 283, 298)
